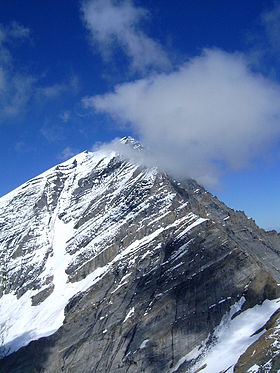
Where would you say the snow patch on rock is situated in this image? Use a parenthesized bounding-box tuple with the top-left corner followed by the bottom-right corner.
(171, 297, 280, 373)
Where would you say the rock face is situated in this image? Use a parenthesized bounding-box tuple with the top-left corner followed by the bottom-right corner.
(0, 137, 280, 372)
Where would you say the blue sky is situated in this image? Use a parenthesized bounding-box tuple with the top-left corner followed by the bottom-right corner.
(0, 0, 279, 231)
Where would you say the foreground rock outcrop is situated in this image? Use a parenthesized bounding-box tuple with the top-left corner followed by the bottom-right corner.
(0, 137, 280, 372)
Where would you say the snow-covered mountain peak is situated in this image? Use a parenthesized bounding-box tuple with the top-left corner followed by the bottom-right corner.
(0, 144, 192, 354)
(119, 135, 143, 150)
(1, 140, 280, 372)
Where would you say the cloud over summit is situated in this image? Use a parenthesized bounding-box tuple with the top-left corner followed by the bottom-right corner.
(84, 49, 280, 185)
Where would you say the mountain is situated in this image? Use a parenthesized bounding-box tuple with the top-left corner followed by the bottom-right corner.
(1, 137, 280, 372)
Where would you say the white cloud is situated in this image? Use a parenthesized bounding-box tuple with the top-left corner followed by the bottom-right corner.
(83, 49, 280, 185)
(81, 0, 170, 72)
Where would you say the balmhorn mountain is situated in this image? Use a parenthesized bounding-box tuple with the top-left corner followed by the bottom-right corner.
(1, 137, 280, 372)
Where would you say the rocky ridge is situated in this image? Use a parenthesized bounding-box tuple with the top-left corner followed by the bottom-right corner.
(0, 137, 280, 372)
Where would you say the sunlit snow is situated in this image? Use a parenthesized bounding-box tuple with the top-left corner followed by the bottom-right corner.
(170, 297, 280, 373)
(0, 216, 108, 354)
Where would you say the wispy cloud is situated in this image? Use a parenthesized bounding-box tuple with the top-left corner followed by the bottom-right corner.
(14, 141, 35, 153)
(40, 123, 64, 142)
(39, 76, 80, 99)
(60, 110, 70, 123)
(246, 1, 280, 70)
(40, 83, 66, 98)
(0, 22, 35, 120)
(58, 146, 78, 161)
(261, 1, 280, 52)
(0, 74, 35, 117)
(81, 0, 170, 73)
(83, 49, 280, 185)
(0, 21, 30, 49)
(8, 21, 30, 40)
(0, 22, 31, 67)
(0, 21, 79, 121)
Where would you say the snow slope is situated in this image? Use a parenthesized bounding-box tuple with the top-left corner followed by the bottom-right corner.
(171, 297, 280, 373)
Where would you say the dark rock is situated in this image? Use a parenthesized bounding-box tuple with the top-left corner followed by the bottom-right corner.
(31, 285, 54, 306)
